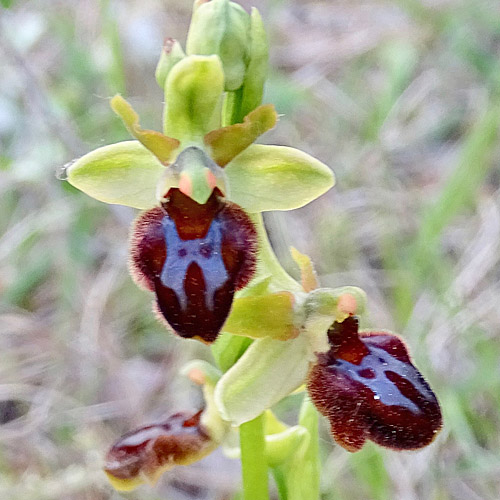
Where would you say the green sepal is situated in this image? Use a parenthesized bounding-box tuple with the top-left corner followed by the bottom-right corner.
(224, 422, 309, 469)
(239, 8, 268, 118)
(225, 144, 335, 212)
(66, 141, 164, 209)
(186, 0, 250, 91)
(110, 95, 179, 164)
(155, 38, 185, 90)
(204, 104, 277, 167)
(223, 291, 297, 341)
(214, 335, 312, 425)
(163, 55, 224, 143)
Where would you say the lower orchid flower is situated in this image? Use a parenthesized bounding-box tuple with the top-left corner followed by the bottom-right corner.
(214, 250, 442, 454)
(104, 361, 228, 492)
(104, 410, 216, 491)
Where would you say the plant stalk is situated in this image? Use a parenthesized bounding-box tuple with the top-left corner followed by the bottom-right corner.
(239, 414, 270, 500)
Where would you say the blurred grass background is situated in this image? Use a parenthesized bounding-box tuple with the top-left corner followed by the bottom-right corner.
(1, 0, 500, 499)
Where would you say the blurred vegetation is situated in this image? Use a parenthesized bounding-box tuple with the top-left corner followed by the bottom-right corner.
(1, 0, 500, 499)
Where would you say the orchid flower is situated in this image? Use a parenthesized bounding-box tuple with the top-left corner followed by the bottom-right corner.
(62, 0, 442, 496)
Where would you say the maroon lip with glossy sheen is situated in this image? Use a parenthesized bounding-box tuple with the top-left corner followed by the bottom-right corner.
(129, 188, 257, 343)
(307, 316, 442, 452)
(104, 411, 212, 481)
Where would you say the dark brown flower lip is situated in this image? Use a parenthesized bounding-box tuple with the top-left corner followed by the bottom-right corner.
(307, 316, 442, 452)
(129, 187, 257, 343)
(104, 410, 215, 485)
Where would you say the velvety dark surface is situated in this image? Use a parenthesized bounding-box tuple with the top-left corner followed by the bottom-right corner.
(308, 317, 442, 452)
(130, 188, 257, 343)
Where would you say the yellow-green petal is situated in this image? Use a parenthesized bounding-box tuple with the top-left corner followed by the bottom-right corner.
(66, 141, 164, 209)
(204, 104, 277, 167)
(214, 335, 312, 426)
(290, 247, 318, 292)
(225, 144, 335, 212)
(110, 95, 179, 164)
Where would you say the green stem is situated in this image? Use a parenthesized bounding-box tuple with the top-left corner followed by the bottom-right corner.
(240, 414, 270, 500)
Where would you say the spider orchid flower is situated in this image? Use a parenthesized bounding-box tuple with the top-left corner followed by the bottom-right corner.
(214, 250, 442, 453)
(64, 51, 333, 343)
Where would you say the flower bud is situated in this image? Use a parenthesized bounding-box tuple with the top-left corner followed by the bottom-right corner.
(307, 316, 442, 452)
(104, 410, 217, 491)
(238, 8, 268, 119)
(155, 38, 186, 90)
(129, 187, 257, 343)
(186, 0, 251, 92)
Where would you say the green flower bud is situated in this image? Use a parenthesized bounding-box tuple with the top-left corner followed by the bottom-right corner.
(155, 38, 185, 90)
(186, 0, 266, 96)
(186, 0, 248, 91)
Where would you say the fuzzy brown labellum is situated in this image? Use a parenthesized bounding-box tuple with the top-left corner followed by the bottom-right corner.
(307, 316, 442, 452)
(130, 187, 257, 343)
(104, 410, 215, 487)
